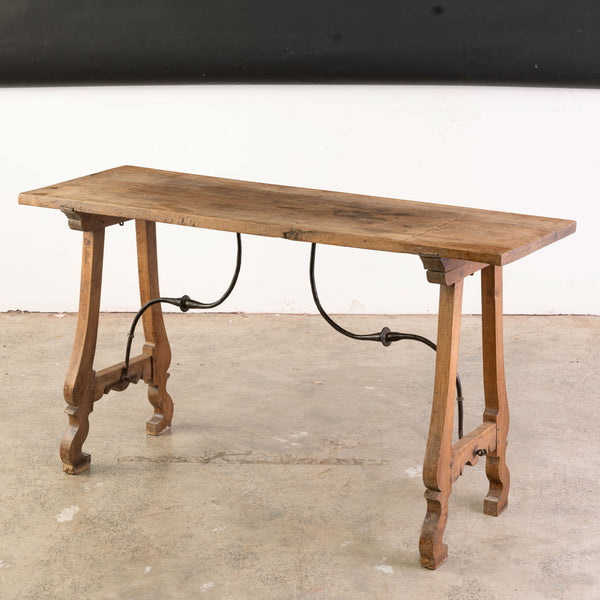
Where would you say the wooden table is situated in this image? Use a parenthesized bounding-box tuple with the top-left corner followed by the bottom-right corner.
(19, 165, 576, 569)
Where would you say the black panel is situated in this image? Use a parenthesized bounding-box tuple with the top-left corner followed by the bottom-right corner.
(1, 1, 599, 86)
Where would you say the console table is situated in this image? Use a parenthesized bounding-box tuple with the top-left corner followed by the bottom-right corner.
(19, 165, 576, 569)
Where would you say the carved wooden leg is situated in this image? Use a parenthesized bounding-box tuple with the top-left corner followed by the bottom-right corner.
(481, 265, 510, 516)
(419, 279, 464, 569)
(136, 220, 174, 435)
(61, 229, 105, 474)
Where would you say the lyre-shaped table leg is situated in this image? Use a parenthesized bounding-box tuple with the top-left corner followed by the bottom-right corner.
(135, 220, 174, 435)
(419, 279, 464, 569)
(481, 265, 510, 516)
(61, 229, 105, 473)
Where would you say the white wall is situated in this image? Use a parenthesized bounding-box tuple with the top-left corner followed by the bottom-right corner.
(0, 85, 595, 315)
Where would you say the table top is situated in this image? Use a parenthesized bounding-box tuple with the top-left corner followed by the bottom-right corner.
(19, 165, 576, 266)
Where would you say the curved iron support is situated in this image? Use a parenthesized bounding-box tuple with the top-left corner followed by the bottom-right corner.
(121, 232, 242, 380)
(309, 242, 464, 438)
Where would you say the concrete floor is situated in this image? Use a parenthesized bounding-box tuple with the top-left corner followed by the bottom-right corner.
(0, 313, 598, 599)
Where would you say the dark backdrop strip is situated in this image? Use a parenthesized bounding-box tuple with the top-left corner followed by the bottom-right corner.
(1, 0, 599, 87)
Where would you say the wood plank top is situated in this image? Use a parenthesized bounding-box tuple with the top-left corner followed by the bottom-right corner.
(18, 165, 576, 266)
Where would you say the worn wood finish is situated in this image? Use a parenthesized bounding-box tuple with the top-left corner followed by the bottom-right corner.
(419, 279, 464, 570)
(60, 229, 104, 474)
(135, 220, 174, 435)
(19, 166, 576, 568)
(481, 265, 511, 516)
(19, 165, 576, 266)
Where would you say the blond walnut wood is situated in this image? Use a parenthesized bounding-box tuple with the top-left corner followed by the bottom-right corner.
(19, 165, 575, 567)
(136, 220, 174, 435)
(481, 265, 510, 516)
(59, 220, 172, 473)
(19, 165, 575, 266)
(419, 279, 463, 569)
(61, 229, 104, 474)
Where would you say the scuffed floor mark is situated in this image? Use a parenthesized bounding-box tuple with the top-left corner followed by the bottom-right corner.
(0, 560, 10, 568)
(118, 452, 387, 466)
(144, 566, 151, 574)
(340, 541, 352, 548)
(375, 564, 394, 574)
(290, 431, 309, 439)
(201, 582, 214, 592)
(404, 465, 423, 478)
(212, 526, 227, 533)
(322, 435, 365, 450)
(56, 505, 80, 522)
(80, 481, 104, 493)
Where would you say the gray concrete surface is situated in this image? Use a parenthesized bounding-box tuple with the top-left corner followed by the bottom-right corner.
(0, 313, 598, 600)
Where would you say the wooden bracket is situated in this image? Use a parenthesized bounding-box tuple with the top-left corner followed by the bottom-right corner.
(420, 255, 487, 286)
(61, 208, 130, 231)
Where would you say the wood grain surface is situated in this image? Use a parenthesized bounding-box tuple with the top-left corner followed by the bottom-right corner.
(19, 165, 576, 265)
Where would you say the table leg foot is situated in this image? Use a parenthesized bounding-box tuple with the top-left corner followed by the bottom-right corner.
(62, 454, 91, 475)
(60, 404, 92, 474)
(146, 382, 173, 435)
(484, 455, 510, 516)
(60, 396, 91, 475)
(419, 489, 450, 569)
